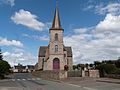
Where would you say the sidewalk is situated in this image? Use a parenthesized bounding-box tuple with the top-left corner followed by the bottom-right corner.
(61, 77, 97, 83)
(60, 77, 120, 85)
(0, 87, 23, 90)
(96, 78, 120, 84)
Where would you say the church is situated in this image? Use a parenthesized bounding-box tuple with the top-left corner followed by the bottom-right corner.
(38, 4, 73, 71)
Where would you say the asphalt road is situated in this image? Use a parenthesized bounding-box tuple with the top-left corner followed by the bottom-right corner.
(0, 73, 81, 90)
(0, 73, 120, 90)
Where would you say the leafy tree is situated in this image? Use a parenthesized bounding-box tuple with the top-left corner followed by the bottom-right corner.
(85, 63, 89, 69)
(89, 63, 94, 67)
(73, 65, 77, 70)
(0, 49, 11, 79)
(115, 59, 120, 68)
(0, 60, 11, 79)
(94, 61, 101, 68)
(114, 68, 120, 74)
(96, 63, 117, 77)
(0, 49, 3, 60)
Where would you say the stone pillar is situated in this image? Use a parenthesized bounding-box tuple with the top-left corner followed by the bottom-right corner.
(82, 70, 85, 77)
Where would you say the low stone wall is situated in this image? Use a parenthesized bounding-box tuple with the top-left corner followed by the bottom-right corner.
(32, 70, 67, 80)
(68, 70, 82, 77)
(89, 70, 100, 78)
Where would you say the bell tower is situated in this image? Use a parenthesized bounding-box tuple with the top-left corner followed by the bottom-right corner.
(49, 1, 64, 55)
(44, 0, 65, 70)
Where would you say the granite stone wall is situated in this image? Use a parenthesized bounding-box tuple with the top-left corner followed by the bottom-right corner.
(32, 70, 67, 80)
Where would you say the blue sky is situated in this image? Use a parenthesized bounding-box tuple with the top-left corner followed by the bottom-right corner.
(0, 0, 120, 66)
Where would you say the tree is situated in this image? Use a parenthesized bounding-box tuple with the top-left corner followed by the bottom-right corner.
(0, 48, 3, 60)
(94, 61, 101, 67)
(0, 60, 11, 79)
(0, 49, 11, 79)
(96, 63, 117, 77)
(115, 59, 120, 68)
(73, 65, 77, 70)
(89, 63, 94, 67)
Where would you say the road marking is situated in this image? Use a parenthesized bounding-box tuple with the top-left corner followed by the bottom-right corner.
(83, 87, 98, 90)
(67, 83, 82, 87)
(27, 78, 31, 80)
(17, 79, 20, 81)
(10, 78, 42, 81)
(66, 83, 98, 90)
(12, 79, 15, 81)
(36, 78, 41, 80)
(22, 79, 26, 81)
(32, 78, 36, 80)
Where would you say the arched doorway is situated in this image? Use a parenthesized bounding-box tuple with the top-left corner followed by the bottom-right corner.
(53, 58, 60, 70)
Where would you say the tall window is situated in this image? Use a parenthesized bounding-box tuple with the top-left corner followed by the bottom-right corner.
(55, 45, 58, 52)
(42, 58, 44, 69)
(55, 33, 58, 41)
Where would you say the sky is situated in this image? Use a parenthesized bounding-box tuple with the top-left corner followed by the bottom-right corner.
(0, 0, 120, 66)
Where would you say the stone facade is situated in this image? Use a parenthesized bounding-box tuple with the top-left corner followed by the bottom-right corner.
(38, 5, 73, 71)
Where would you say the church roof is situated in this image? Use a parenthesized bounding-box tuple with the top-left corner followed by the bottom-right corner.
(38, 46, 72, 57)
(38, 46, 47, 57)
(65, 47, 72, 57)
(50, 3, 63, 30)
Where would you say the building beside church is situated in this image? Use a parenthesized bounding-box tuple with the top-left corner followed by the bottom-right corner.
(38, 5, 73, 71)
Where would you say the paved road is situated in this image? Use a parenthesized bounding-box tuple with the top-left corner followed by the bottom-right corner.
(0, 73, 81, 90)
(0, 73, 120, 90)
(62, 77, 120, 90)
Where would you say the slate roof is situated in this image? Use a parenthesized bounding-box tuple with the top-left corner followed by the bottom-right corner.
(50, 3, 63, 30)
(27, 65, 35, 69)
(38, 46, 47, 57)
(65, 47, 72, 57)
(14, 66, 26, 69)
(38, 46, 72, 57)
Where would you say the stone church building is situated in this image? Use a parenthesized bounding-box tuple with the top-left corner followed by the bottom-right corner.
(38, 5, 73, 71)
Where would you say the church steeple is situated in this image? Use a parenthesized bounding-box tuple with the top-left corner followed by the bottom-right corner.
(51, 0, 63, 29)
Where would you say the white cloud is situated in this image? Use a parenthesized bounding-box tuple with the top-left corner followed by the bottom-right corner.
(83, 5, 94, 11)
(6, 0, 15, 7)
(11, 9, 47, 31)
(84, 3, 120, 15)
(3, 49, 37, 66)
(74, 28, 88, 34)
(0, 0, 15, 7)
(96, 14, 120, 33)
(95, 3, 120, 15)
(3, 52, 10, 56)
(23, 34, 49, 41)
(0, 37, 23, 47)
(64, 14, 120, 64)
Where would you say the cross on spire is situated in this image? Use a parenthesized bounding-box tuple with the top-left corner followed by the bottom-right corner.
(56, 0, 58, 7)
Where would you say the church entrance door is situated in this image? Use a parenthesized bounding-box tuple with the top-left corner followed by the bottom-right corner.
(53, 58, 60, 70)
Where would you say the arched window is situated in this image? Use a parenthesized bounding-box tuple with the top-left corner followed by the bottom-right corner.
(55, 45, 58, 52)
(55, 33, 58, 41)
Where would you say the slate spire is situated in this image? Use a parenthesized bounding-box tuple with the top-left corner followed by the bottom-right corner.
(51, 0, 62, 29)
